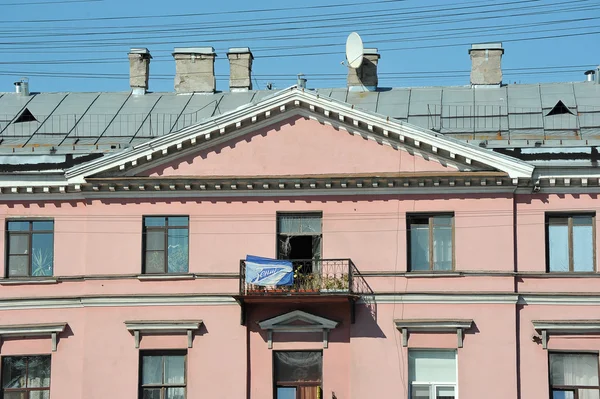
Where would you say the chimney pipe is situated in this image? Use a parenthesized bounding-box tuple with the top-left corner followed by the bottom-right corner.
(173, 47, 216, 93)
(585, 70, 595, 82)
(469, 42, 504, 87)
(297, 74, 307, 89)
(347, 48, 379, 92)
(128, 48, 151, 95)
(596, 66, 600, 85)
(227, 47, 253, 92)
(13, 77, 29, 96)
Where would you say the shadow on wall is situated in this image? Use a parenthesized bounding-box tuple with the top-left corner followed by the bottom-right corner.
(351, 302, 386, 339)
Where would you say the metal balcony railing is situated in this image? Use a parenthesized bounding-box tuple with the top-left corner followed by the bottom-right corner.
(239, 258, 370, 296)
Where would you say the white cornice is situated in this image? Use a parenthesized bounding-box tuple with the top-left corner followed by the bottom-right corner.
(532, 320, 600, 349)
(258, 310, 339, 349)
(394, 319, 473, 348)
(0, 322, 67, 351)
(125, 320, 203, 348)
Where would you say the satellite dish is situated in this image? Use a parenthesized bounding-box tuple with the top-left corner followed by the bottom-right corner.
(346, 32, 364, 69)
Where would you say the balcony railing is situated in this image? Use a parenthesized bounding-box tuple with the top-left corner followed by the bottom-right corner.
(239, 258, 370, 296)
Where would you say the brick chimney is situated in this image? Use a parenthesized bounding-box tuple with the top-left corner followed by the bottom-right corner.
(173, 47, 216, 93)
(469, 43, 504, 87)
(347, 48, 379, 92)
(128, 48, 151, 95)
(227, 47, 253, 92)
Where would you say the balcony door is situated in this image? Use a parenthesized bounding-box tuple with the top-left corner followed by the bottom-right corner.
(277, 213, 322, 277)
(274, 351, 322, 399)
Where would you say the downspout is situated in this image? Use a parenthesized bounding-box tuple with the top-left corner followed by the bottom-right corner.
(512, 185, 521, 399)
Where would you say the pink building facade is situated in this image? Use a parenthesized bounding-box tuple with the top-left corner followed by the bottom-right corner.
(0, 87, 599, 399)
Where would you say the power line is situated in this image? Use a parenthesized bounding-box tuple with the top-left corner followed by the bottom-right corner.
(0, 0, 101, 5)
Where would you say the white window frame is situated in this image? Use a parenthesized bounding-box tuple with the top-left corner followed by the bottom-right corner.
(409, 350, 458, 399)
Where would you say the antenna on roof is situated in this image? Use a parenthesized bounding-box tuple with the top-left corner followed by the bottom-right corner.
(345, 32, 364, 69)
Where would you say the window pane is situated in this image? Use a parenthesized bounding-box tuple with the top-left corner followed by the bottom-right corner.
(27, 356, 51, 388)
(9, 234, 29, 255)
(3, 392, 26, 399)
(32, 221, 53, 231)
(145, 217, 166, 227)
(549, 223, 569, 271)
(411, 385, 431, 399)
(277, 387, 297, 399)
(168, 230, 189, 273)
(433, 216, 453, 227)
(278, 215, 322, 234)
(146, 231, 165, 251)
(167, 217, 188, 227)
(573, 225, 594, 272)
(3, 357, 27, 388)
(550, 353, 599, 386)
(142, 356, 163, 385)
(165, 356, 185, 385)
(579, 389, 600, 399)
(433, 222, 453, 271)
(437, 386, 456, 399)
(145, 251, 165, 273)
(7, 221, 30, 231)
(410, 224, 430, 271)
(8, 255, 29, 277)
(573, 216, 593, 226)
(274, 351, 322, 383)
(31, 234, 54, 277)
(167, 387, 185, 399)
(409, 350, 457, 384)
(553, 392, 575, 399)
(29, 391, 50, 399)
(142, 389, 162, 399)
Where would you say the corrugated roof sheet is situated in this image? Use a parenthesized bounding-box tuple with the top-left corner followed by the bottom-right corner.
(0, 81, 599, 153)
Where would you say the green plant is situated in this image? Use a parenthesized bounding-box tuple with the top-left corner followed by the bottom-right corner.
(32, 248, 53, 276)
(322, 274, 349, 290)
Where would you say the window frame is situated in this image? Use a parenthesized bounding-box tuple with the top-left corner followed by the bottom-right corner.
(275, 212, 323, 260)
(1, 354, 52, 398)
(408, 349, 458, 399)
(548, 351, 600, 399)
(139, 350, 187, 399)
(272, 350, 323, 399)
(406, 213, 455, 272)
(545, 213, 596, 273)
(5, 219, 54, 278)
(142, 216, 189, 274)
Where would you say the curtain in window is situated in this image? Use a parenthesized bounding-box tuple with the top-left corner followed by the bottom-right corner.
(274, 352, 322, 383)
(278, 215, 322, 235)
(551, 353, 600, 399)
(432, 217, 453, 271)
(409, 350, 457, 384)
(410, 224, 430, 271)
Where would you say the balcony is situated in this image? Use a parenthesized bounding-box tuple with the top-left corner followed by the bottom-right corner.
(237, 259, 371, 324)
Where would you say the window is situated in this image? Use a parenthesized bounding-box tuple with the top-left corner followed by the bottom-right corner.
(407, 214, 454, 271)
(547, 214, 595, 272)
(549, 352, 600, 399)
(277, 213, 322, 276)
(142, 217, 189, 274)
(2, 355, 51, 399)
(274, 351, 322, 399)
(409, 350, 457, 399)
(140, 352, 186, 399)
(6, 220, 54, 277)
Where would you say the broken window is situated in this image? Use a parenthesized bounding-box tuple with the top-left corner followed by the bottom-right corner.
(277, 213, 322, 274)
(13, 108, 37, 123)
(546, 100, 575, 116)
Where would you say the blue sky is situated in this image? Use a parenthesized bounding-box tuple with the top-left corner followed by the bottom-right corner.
(0, 0, 599, 93)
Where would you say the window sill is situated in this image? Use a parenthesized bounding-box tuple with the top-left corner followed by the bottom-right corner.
(405, 272, 461, 278)
(0, 278, 58, 285)
(137, 274, 195, 281)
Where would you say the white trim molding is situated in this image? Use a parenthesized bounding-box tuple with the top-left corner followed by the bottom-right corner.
(532, 320, 600, 349)
(125, 320, 203, 349)
(0, 322, 67, 352)
(257, 310, 339, 349)
(394, 319, 474, 348)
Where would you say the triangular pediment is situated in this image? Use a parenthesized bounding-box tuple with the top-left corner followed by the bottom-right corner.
(258, 310, 338, 331)
(65, 87, 534, 185)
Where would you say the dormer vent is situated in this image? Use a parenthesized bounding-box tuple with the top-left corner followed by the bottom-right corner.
(546, 100, 575, 116)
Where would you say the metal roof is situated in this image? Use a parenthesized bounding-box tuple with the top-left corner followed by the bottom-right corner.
(0, 81, 599, 155)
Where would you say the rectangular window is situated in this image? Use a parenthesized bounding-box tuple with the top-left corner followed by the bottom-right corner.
(140, 351, 186, 399)
(2, 355, 51, 399)
(274, 351, 322, 399)
(549, 352, 600, 398)
(407, 214, 454, 271)
(547, 214, 595, 272)
(409, 350, 457, 399)
(277, 213, 322, 280)
(143, 216, 189, 274)
(6, 220, 54, 278)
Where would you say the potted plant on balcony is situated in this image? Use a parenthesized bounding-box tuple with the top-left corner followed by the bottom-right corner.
(320, 274, 349, 293)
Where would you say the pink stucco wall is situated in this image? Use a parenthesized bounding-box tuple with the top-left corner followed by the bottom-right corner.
(0, 117, 597, 399)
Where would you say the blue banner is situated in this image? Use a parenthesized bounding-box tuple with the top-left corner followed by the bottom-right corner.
(245, 255, 294, 286)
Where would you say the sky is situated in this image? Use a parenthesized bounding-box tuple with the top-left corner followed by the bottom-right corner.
(0, 0, 599, 93)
